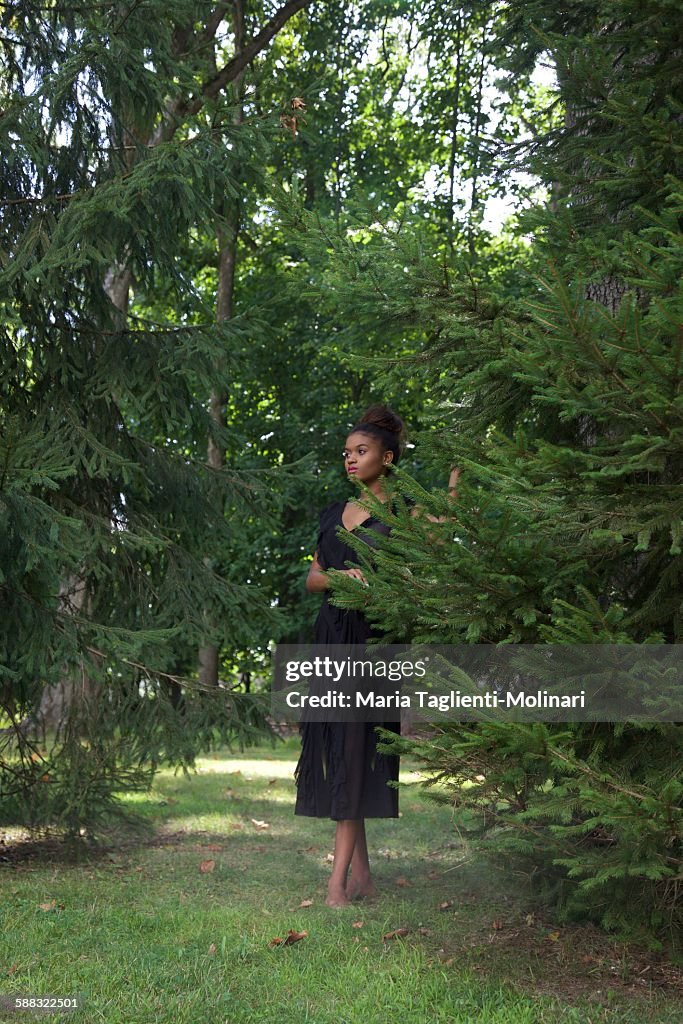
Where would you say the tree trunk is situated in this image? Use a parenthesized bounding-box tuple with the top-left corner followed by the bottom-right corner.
(446, 12, 463, 250)
(35, 575, 93, 735)
(198, 1, 245, 687)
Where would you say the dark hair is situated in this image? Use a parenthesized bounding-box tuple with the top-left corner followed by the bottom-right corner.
(348, 404, 407, 467)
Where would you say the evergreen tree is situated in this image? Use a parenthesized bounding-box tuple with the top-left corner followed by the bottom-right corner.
(278, 1, 683, 943)
(0, 0, 312, 833)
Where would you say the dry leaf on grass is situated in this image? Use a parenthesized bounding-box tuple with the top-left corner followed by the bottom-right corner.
(439, 900, 454, 911)
(269, 929, 308, 947)
(199, 859, 215, 874)
(251, 819, 270, 830)
(491, 919, 503, 931)
(394, 877, 412, 887)
(7, 965, 18, 975)
(417, 928, 432, 936)
(208, 943, 217, 955)
(352, 920, 364, 929)
(38, 900, 62, 912)
(382, 928, 410, 941)
(299, 899, 314, 908)
(325, 853, 335, 862)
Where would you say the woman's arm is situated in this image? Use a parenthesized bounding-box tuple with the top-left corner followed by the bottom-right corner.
(306, 551, 329, 593)
(305, 551, 367, 592)
(410, 467, 460, 525)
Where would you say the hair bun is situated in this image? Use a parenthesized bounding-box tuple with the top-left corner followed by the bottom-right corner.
(359, 404, 406, 443)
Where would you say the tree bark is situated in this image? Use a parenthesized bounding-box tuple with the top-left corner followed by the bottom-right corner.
(446, 12, 463, 250)
(198, 0, 246, 687)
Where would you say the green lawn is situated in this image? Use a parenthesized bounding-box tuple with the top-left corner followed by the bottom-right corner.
(0, 738, 681, 1023)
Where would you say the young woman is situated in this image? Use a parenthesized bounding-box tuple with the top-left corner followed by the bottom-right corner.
(294, 405, 459, 907)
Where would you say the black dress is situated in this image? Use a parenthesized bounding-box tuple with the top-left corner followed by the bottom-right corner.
(293, 499, 405, 821)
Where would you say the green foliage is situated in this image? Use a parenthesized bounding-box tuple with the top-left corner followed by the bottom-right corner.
(288, 0, 683, 944)
(0, 0, 295, 832)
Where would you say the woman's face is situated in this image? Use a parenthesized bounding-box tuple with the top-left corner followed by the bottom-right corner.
(343, 431, 391, 484)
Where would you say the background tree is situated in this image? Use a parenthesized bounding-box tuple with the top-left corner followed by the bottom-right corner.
(0, 0, 313, 832)
(274, 0, 683, 944)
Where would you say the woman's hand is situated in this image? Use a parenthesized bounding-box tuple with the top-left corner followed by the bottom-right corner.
(306, 560, 368, 592)
(332, 567, 368, 586)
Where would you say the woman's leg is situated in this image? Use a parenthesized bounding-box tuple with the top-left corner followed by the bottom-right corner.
(347, 819, 377, 899)
(326, 819, 362, 906)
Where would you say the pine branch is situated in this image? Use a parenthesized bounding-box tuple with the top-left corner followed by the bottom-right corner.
(148, 0, 312, 146)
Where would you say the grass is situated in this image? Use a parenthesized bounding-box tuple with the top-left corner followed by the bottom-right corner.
(0, 736, 681, 1024)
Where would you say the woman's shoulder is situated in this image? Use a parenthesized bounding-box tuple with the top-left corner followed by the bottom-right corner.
(318, 500, 344, 525)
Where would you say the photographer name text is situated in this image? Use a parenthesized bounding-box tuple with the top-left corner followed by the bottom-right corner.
(284, 689, 586, 710)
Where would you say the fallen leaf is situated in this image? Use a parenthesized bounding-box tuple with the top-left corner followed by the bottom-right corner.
(199, 860, 215, 874)
(224, 789, 236, 798)
(547, 931, 560, 942)
(299, 899, 314, 908)
(291, 97, 307, 111)
(439, 900, 454, 911)
(303, 845, 319, 853)
(251, 819, 270, 830)
(491, 919, 503, 931)
(382, 928, 410, 941)
(427, 870, 440, 880)
(269, 929, 308, 947)
(395, 877, 412, 887)
(417, 927, 433, 936)
(8, 965, 18, 975)
(38, 900, 56, 912)
(325, 853, 335, 862)
(352, 920, 364, 929)
(207, 943, 217, 955)
(525, 913, 536, 926)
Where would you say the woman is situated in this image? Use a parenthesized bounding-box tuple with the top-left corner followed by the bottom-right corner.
(294, 404, 459, 907)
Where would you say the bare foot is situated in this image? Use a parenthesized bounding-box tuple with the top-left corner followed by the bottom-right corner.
(346, 878, 378, 900)
(326, 884, 351, 907)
